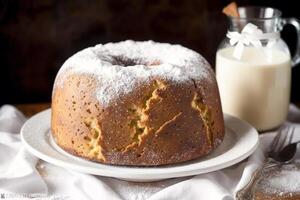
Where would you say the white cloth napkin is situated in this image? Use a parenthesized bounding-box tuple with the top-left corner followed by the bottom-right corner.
(1, 104, 300, 200)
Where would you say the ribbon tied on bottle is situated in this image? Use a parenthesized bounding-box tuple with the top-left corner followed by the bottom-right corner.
(226, 23, 280, 59)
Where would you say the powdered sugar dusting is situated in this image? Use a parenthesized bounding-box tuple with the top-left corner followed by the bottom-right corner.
(266, 170, 300, 192)
(55, 40, 212, 107)
(256, 163, 300, 195)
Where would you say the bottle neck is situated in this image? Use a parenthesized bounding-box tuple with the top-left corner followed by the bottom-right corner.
(228, 17, 280, 33)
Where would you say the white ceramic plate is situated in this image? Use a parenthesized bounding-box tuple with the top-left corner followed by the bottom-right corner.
(21, 109, 259, 182)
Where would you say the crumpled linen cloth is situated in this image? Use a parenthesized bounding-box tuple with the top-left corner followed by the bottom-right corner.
(1, 104, 300, 200)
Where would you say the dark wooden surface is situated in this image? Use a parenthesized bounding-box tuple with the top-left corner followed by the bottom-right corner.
(16, 103, 50, 117)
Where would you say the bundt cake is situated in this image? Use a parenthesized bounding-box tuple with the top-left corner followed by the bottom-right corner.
(51, 40, 225, 166)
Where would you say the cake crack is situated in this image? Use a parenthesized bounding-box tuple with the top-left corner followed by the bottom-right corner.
(121, 80, 166, 152)
(84, 117, 106, 161)
(154, 112, 182, 136)
(191, 92, 213, 146)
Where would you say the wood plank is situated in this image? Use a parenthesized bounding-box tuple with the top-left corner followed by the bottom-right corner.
(15, 103, 50, 117)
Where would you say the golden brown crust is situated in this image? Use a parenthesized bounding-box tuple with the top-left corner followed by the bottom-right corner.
(51, 67, 224, 166)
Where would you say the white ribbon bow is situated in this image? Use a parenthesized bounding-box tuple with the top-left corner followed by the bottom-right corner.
(226, 23, 280, 59)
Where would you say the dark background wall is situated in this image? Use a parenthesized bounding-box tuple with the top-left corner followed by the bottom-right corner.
(0, 0, 299, 105)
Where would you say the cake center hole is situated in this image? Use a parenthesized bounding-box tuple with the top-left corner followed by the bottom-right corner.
(110, 56, 161, 67)
(111, 56, 137, 66)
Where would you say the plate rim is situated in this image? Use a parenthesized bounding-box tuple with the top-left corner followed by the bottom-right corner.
(21, 109, 259, 180)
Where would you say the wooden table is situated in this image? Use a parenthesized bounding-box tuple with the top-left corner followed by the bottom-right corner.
(15, 103, 50, 117)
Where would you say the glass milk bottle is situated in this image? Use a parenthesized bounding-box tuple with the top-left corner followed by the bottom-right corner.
(216, 7, 300, 131)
